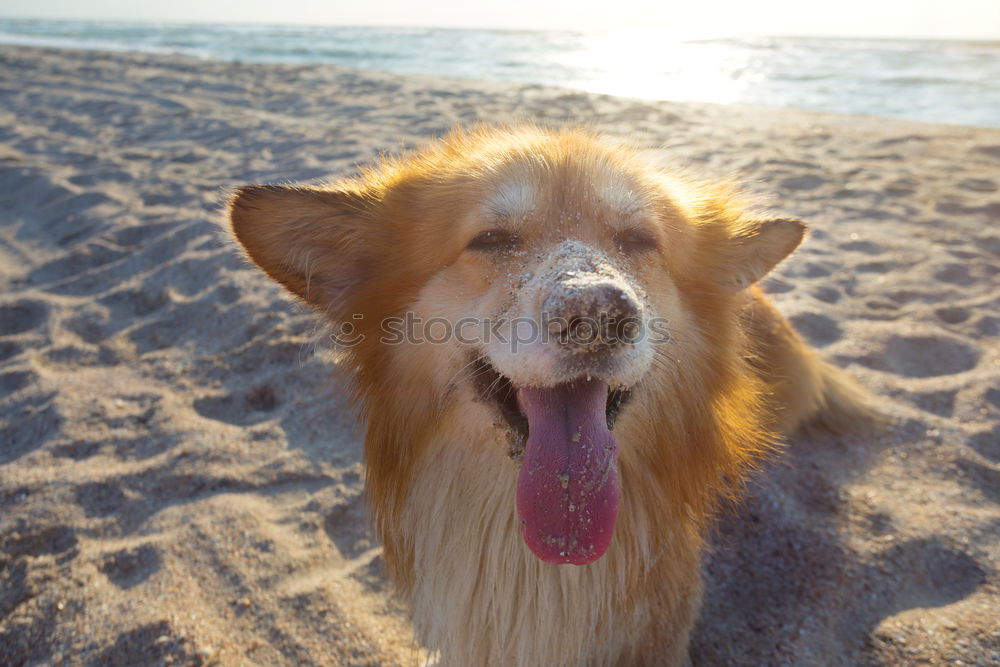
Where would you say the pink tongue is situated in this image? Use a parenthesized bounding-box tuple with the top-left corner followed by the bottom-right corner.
(516, 378, 619, 565)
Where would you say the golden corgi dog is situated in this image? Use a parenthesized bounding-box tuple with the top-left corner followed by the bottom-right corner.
(228, 126, 873, 666)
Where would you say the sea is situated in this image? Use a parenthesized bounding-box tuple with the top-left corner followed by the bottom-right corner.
(3, 18, 1000, 128)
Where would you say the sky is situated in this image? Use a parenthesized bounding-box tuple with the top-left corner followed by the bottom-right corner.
(0, 0, 998, 40)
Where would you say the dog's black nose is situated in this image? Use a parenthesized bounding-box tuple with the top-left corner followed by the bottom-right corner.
(544, 282, 642, 348)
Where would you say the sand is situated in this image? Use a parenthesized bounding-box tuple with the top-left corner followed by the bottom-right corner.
(0, 44, 998, 666)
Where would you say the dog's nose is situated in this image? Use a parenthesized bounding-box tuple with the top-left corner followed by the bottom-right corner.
(543, 282, 642, 348)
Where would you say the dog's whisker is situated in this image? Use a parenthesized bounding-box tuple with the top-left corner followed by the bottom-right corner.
(444, 354, 488, 389)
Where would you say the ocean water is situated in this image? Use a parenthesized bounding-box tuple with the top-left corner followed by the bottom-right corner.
(3, 18, 1000, 128)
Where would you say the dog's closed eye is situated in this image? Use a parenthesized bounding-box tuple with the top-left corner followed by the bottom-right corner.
(614, 228, 658, 254)
(467, 229, 521, 252)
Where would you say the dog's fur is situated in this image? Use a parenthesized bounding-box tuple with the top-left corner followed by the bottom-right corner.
(228, 126, 874, 666)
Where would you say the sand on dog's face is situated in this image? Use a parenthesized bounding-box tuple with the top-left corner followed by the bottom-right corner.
(397, 132, 688, 393)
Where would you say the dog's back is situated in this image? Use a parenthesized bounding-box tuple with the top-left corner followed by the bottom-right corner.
(744, 286, 879, 434)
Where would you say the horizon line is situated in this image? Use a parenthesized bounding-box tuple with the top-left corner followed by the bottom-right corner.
(1, 13, 998, 43)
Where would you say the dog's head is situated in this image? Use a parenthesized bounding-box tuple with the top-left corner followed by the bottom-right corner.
(229, 126, 803, 566)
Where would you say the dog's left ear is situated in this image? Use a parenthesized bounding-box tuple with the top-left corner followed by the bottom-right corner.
(227, 184, 375, 316)
(723, 218, 806, 290)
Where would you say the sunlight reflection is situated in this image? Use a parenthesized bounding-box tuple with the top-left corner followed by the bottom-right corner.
(559, 29, 757, 104)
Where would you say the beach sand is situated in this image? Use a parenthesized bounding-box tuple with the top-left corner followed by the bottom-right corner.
(1, 44, 998, 665)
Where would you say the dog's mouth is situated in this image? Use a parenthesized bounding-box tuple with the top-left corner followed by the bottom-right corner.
(471, 355, 631, 565)
(471, 356, 631, 451)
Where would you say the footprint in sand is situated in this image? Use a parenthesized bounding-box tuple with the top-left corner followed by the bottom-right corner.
(968, 426, 1000, 463)
(108, 221, 176, 249)
(936, 306, 971, 325)
(954, 458, 1000, 505)
(0, 300, 48, 335)
(63, 309, 111, 345)
(193, 384, 281, 426)
(0, 559, 30, 620)
(973, 145, 1000, 159)
(839, 240, 886, 255)
(27, 243, 127, 284)
(851, 332, 980, 378)
(323, 491, 374, 560)
(933, 263, 976, 287)
(883, 177, 918, 197)
(100, 543, 162, 589)
(74, 480, 129, 518)
(975, 316, 1000, 337)
(98, 286, 168, 319)
(128, 299, 231, 355)
(762, 276, 794, 294)
(1, 524, 79, 561)
(779, 173, 825, 191)
(856, 260, 905, 274)
(957, 178, 997, 193)
(0, 341, 21, 363)
(788, 312, 843, 348)
(883, 335, 980, 377)
(0, 370, 34, 399)
(810, 285, 841, 303)
(50, 439, 104, 461)
(94, 621, 197, 666)
(896, 388, 958, 417)
(864, 537, 985, 647)
(0, 394, 61, 464)
(985, 388, 1000, 412)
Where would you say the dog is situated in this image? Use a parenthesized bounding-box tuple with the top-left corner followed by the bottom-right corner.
(228, 126, 873, 665)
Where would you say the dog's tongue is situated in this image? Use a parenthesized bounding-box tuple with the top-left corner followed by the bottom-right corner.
(516, 378, 619, 565)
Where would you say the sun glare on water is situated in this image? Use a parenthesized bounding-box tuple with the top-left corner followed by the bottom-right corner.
(558, 29, 757, 104)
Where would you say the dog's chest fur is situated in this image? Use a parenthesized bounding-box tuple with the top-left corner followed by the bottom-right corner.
(397, 408, 701, 666)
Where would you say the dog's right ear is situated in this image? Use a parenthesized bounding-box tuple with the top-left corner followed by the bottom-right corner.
(720, 217, 806, 291)
(228, 185, 374, 314)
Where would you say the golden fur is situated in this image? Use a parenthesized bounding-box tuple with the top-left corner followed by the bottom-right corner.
(228, 126, 874, 665)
